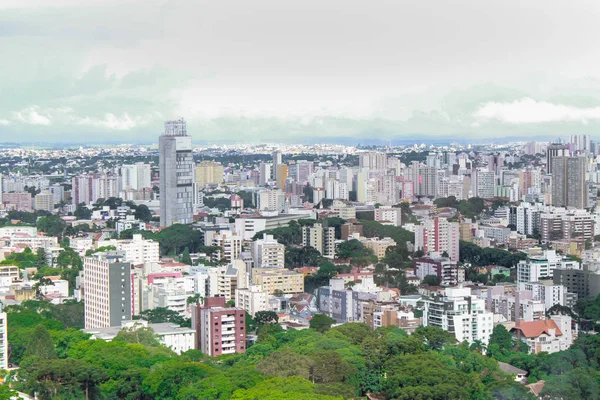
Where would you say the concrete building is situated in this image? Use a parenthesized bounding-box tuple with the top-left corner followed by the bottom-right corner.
(159, 118, 194, 227)
(212, 231, 243, 264)
(71, 174, 118, 206)
(551, 156, 587, 209)
(252, 234, 285, 269)
(361, 237, 396, 260)
(485, 286, 545, 322)
(414, 216, 460, 262)
(422, 287, 494, 344)
(2, 192, 32, 211)
(302, 223, 336, 258)
(84, 320, 195, 354)
(121, 163, 151, 191)
(414, 257, 459, 286)
(374, 206, 402, 226)
(192, 296, 246, 357)
(235, 285, 269, 316)
(252, 268, 304, 294)
(34, 191, 54, 212)
(517, 250, 580, 283)
(553, 263, 600, 299)
(519, 280, 571, 310)
(109, 234, 160, 265)
(474, 169, 495, 199)
(195, 160, 224, 187)
(84, 252, 132, 329)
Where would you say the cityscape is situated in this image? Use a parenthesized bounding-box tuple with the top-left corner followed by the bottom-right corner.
(3, 1, 600, 399)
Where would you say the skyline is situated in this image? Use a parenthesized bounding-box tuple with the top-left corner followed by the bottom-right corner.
(3, 1, 600, 142)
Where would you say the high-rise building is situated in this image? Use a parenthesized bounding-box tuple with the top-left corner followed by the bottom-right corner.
(0, 305, 7, 370)
(473, 169, 495, 199)
(570, 134, 591, 154)
(2, 192, 32, 211)
(252, 234, 285, 269)
(258, 163, 272, 186)
(546, 144, 570, 174)
(121, 163, 152, 190)
(71, 174, 118, 205)
(195, 160, 224, 187)
(551, 156, 587, 209)
(159, 119, 194, 227)
(276, 164, 288, 189)
(414, 216, 460, 261)
(359, 152, 387, 170)
(192, 296, 246, 357)
(84, 252, 132, 329)
(34, 190, 54, 212)
(302, 224, 335, 258)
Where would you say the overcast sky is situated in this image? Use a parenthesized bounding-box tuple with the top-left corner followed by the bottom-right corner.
(2, 0, 600, 143)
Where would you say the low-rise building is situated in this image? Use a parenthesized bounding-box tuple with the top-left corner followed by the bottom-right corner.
(510, 315, 575, 354)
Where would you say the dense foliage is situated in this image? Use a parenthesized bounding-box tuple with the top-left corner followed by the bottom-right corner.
(6, 300, 596, 399)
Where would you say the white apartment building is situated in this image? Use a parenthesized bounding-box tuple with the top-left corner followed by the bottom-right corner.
(235, 285, 269, 316)
(519, 280, 570, 310)
(257, 189, 285, 213)
(121, 163, 152, 190)
(422, 287, 494, 344)
(212, 231, 243, 263)
(83, 252, 132, 329)
(375, 206, 402, 227)
(331, 200, 356, 219)
(517, 250, 580, 283)
(252, 234, 285, 269)
(103, 234, 160, 265)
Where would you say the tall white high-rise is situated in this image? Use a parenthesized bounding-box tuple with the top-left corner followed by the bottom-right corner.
(159, 119, 194, 227)
(121, 163, 151, 190)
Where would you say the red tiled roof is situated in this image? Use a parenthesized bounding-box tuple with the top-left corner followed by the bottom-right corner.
(511, 320, 562, 338)
(526, 380, 545, 396)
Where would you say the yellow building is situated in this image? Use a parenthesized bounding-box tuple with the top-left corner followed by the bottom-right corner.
(276, 164, 288, 190)
(195, 161, 224, 187)
(361, 237, 397, 260)
(252, 268, 304, 294)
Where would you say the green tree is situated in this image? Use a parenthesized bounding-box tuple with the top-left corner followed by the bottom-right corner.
(24, 325, 57, 360)
(257, 349, 313, 379)
(0, 385, 17, 400)
(180, 247, 192, 265)
(422, 274, 440, 286)
(412, 326, 456, 351)
(35, 247, 48, 269)
(255, 311, 279, 327)
(310, 314, 336, 333)
(113, 325, 162, 347)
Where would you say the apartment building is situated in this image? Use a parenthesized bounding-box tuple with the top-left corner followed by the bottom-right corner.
(83, 252, 132, 329)
(252, 268, 304, 294)
(252, 234, 285, 269)
(192, 296, 246, 357)
(302, 223, 336, 258)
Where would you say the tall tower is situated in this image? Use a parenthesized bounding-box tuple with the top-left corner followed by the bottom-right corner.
(551, 156, 587, 209)
(159, 119, 194, 227)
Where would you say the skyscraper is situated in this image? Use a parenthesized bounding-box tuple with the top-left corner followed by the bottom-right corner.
(551, 156, 587, 209)
(159, 119, 194, 226)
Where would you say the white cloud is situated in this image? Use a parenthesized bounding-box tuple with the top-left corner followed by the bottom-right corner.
(74, 113, 158, 130)
(11, 106, 52, 125)
(473, 97, 600, 124)
(0, 119, 10, 126)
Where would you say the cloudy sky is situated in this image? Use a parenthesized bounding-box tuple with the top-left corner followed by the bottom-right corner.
(2, 0, 600, 143)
